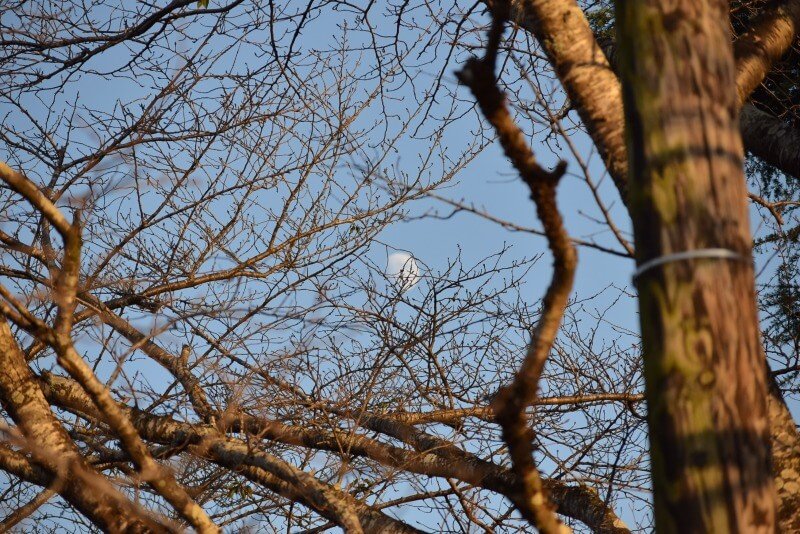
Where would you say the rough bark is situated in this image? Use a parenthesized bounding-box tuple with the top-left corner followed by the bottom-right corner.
(507, 0, 629, 200)
(734, 0, 800, 107)
(767, 379, 800, 532)
(503, 0, 800, 187)
(0, 317, 171, 533)
(617, 1, 776, 531)
(599, 41, 800, 182)
(503, 1, 800, 528)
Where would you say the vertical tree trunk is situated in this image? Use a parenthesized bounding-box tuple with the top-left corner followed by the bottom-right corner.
(616, 1, 777, 531)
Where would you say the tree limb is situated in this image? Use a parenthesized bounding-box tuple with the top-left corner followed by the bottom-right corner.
(457, 8, 576, 533)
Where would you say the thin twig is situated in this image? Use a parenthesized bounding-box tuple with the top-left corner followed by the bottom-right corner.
(0, 488, 55, 532)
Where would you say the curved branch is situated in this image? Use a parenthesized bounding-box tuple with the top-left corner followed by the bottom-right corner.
(457, 9, 576, 533)
(500, 0, 800, 192)
(734, 0, 800, 107)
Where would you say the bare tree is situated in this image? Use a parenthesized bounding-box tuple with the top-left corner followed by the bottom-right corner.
(0, 0, 797, 532)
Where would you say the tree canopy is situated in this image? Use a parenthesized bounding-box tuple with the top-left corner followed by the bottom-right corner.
(0, 0, 798, 532)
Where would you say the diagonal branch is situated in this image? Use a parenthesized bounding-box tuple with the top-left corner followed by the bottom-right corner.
(0, 317, 173, 532)
(0, 487, 55, 533)
(457, 8, 576, 533)
(0, 162, 220, 534)
(501, 0, 800, 192)
(734, 0, 800, 107)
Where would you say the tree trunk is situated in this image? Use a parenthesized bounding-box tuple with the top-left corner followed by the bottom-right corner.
(616, 1, 777, 531)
